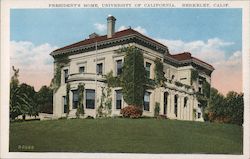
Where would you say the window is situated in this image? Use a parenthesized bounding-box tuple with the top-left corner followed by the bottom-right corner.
(174, 95, 178, 117)
(198, 87, 202, 93)
(86, 89, 95, 109)
(63, 96, 67, 113)
(72, 90, 79, 109)
(79, 66, 85, 73)
(144, 92, 150, 111)
(116, 60, 122, 76)
(64, 69, 69, 83)
(199, 79, 203, 85)
(184, 97, 188, 107)
(145, 62, 151, 78)
(198, 104, 201, 108)
(198, 112, 201, 119)
(164, 92, 168, 115)
(115, 90, 122, 109)
(171, 75, 175, 80)
(96, 63, 103, 75)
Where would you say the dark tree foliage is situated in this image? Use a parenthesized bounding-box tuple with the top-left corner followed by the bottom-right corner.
(36, 86, 53, 114)
(207, 87, 244, 125)
(19, 83, 38, 117)
(206, 88, 226, 122)
(203, 81, 211, 99)
(191, 69, 199, 85)
(225, 91, 244, 125)
(10, 66, 38, 120)
(121, 46, 146, 107)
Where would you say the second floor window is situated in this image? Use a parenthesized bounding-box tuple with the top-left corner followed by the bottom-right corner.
(116, 60, 122, 76)
(145, 62, 151, 78)
(64, 69, 68, 83)
(79, 66, 85, 74)
(96, 63, 103, 75)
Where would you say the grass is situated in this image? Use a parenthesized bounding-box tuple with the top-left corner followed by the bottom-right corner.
(9, 118, 243, 154)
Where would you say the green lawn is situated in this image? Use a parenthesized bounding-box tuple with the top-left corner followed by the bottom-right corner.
(9, 118, 243, 154)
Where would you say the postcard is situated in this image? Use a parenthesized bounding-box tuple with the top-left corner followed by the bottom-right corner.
(1, 0, 250, 159)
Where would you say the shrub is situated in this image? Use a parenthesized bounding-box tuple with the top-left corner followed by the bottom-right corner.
(120, 106, 143, 118)
(154, 102, 160, 117)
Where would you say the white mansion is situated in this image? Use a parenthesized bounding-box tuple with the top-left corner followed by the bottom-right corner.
(50, 16, 214, 121)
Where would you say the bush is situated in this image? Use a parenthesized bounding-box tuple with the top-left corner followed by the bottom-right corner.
(154, 102, 160, 117)
(120, 106, 143, 118)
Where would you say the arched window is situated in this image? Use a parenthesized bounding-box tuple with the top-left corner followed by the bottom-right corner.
(174, 95, 178, 117)
(184, 97, 188, 108)
(164, 92, 169, 115)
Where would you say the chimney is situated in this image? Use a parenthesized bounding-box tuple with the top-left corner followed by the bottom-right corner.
(107, 15, 116, 38)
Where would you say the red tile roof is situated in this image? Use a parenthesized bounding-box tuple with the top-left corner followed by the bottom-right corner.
(170, 52, 214, 70)
(52, 28, 214, 71)
(171, 52, 192, 61)
(53, 28, 167, 53)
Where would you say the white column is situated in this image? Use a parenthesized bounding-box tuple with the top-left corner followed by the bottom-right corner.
(69, 91, 73, 110)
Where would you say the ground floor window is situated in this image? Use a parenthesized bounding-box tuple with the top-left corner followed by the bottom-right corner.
(86, 89, 95, 109)
(63, 96, 67, 113)
(164, 92, 169, 115)
(198, 112, 201, 119)
(72, 90, 79, 109)
(115, 90, 122, 109)
(174, 95, 178, 117)
(144, 92, 150, 111)
(184, 97, 188, 107)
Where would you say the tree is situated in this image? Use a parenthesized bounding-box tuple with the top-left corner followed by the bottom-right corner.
(224, 91, 244, 125)
(206, 88, 244, 125)
(121, 46, 146, 107)
(19, 83, 38, 118)
(10, 66, 33, 120)
(206, 88, 226, 122)
(36, 85, 53, 114)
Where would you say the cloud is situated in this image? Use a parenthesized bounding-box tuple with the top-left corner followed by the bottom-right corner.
(155, 38, 242, 95)
(118, 25, 128, 31)
(94, 23, 106, 32)
(118, 25, 147, 35)
(134, 26, 147, 35)
(10, 41, 58, 91)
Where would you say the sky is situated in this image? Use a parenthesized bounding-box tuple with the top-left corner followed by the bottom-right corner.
(10, 8, 242, 95)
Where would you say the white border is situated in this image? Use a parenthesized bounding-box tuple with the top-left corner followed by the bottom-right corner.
(1, 0, 250, 159)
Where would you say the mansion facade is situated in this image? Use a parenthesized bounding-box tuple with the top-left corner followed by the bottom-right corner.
(50, 16, 214, 121)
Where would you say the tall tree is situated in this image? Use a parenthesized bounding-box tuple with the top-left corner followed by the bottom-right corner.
(121, 46, 146, 107)
(10, 66, 32, 120)
(36, 85, 53, 114)
(19, 83, 38, 117)
(206, 88, 226, 122)
(207, 87, 244, 125)
(224, 91, 244, 125)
